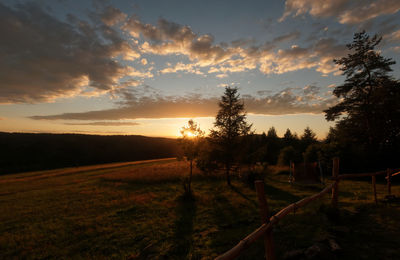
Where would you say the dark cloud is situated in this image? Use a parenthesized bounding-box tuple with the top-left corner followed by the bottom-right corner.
(231, 38, 257, 47)
(29, 86, 337, 120)
(29, 96, 219, 120)
(0, 3, 138, 104)
(64, 121, 140, 126)
(100, 6, 127, 26)
(271, 31, 301, 44)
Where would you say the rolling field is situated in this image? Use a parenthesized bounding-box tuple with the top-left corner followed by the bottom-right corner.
(0, 159, 399, 259)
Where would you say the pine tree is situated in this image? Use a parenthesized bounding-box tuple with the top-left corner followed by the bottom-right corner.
(210, 87, 252, 185)
(301, 126, 317, 151)
(324, 31, 400, 149)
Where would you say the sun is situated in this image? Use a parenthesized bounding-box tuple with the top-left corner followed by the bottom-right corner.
(186, 131, 196, 137)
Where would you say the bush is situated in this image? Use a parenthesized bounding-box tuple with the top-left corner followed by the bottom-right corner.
(278, 146, 300, 165)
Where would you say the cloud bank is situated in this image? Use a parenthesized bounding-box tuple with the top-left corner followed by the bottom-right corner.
(280, 0, 400, 24)
(0, 2, 352, 106)
(64, 121, 140, 126)
(30, 85, 336, 121)
(0, 3, 140, 104)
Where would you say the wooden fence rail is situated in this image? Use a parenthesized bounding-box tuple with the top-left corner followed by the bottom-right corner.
(216, 158, 399, 260)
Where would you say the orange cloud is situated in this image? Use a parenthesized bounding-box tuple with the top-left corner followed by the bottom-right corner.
(280, 0, 400, 24)
(30, 86, 337, 120)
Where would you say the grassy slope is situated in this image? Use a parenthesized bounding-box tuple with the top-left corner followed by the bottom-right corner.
(0, 161, 399, 259)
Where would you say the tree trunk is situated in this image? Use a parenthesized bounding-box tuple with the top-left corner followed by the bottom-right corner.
(189, 159, 193, 193)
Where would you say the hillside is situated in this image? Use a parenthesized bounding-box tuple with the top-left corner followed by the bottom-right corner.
(0, 132, 180, 174)
(0, 160, 399, 259)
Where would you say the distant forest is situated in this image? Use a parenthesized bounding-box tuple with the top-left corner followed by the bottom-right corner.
(0, 132, 180, 174)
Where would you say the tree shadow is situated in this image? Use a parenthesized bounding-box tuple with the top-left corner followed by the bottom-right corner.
(326, 204, 400, 259)
(165, 194, 197, 258)
(208, 192, 260, 256)
(229, 184, 258, 207)
(263, 182, 301, 204)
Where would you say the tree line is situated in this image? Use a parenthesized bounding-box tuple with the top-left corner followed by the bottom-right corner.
(0, 133, 180, 174)
(179, 31, 400, 192)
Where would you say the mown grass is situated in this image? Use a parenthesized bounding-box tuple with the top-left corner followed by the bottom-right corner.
(0, 159, 399, 259)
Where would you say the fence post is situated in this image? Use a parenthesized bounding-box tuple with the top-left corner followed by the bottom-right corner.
(387, 169, 392, 196)
(331, 157, 339, 208)
(255, 180, 275, 260)
(372, 175, 377, 204)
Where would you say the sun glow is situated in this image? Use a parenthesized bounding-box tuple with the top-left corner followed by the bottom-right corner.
(186, 131, 196, 137)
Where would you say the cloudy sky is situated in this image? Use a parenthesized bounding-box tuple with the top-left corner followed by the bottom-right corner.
(1, 0, 400, 138)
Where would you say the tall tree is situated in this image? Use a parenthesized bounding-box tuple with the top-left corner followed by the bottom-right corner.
(210, 87, 252, 185)
(324, 31, 400, 152)
(300, 126, 317, 150)
(179, 119, 204, 194)
(283, 128, 298, 147)
(265, 126, 280, 164)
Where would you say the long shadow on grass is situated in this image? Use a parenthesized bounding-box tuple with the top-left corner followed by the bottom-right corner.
(166, 194, 197, 258)
(263, 183, 301, 204)
(209, 191, 260, 256)
(230, 184, 258, 207)
(326, 204, 400, 259)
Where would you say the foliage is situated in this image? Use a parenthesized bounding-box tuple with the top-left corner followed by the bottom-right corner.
(195, 138, 220, 173)
(179, 119, 204, 161)
(179, 119, 204, 194)
(283, 128, 299, 148)
(300, 126, 317, 150)
(324, 31, 400, 169)
(277, 146, 299, 166)
(210, 86, 252, 185)
(264, 127, 281, 164)
(303, 144, 320, 163)
(0, 132, 180, 174)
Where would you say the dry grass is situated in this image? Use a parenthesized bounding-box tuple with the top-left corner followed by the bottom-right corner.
(0, 158, 175, 184)
(0, 159, 399, 259)
(100, 160, 202, 183)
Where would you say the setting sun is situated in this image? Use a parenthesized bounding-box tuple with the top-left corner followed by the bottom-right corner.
(1, 1, 400, 258)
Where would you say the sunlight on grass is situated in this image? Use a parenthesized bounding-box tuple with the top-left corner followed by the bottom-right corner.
(0, 160, 399, 259)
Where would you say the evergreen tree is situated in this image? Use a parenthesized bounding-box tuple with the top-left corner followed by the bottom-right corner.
(267, 127, 278, 138)
(301, 126, 317, 150)
(283, 128, 298, 147)
(210, 87, 252, 185)
(265, 126, 280, 165)
(324, 31, 400, 152)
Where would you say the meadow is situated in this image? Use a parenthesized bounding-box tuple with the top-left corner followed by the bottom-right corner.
(0, 159, 399, 259)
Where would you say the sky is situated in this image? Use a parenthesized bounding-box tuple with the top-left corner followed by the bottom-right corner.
(1, 0, 400, 139)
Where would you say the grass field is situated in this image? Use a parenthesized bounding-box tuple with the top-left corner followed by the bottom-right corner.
(0, 159, 399, 259)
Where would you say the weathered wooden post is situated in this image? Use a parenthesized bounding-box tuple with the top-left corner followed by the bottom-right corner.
(331, 157, 339, 208)
(372, 175, 377, 204)
(387, 168, 392, 196)
(255, 180, 275, 260)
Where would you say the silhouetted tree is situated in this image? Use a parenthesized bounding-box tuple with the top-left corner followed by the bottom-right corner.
(267, 126, 278, 138)
(283, 128, 299, 148)
(324, 31, 400, 163)
(210, 87, 252, 185)
(179, 119, 204, 194)
(265, 127, 280, 164)
(300, 126, 317, 151)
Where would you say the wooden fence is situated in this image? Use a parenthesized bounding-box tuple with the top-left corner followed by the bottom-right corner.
(216, 158, 400, 260)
